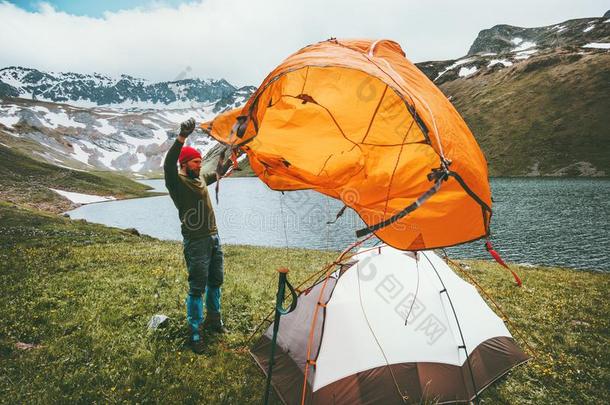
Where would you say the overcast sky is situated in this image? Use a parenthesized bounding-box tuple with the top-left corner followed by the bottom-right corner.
(0, 0, 608, 87)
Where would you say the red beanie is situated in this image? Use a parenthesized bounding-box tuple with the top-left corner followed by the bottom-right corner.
(179, 146, 201, 164)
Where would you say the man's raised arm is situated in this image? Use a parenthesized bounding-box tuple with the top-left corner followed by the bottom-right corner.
(164, 119, 195, 189)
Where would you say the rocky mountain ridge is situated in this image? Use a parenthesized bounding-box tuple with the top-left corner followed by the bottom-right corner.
(0, 66, 255, 111)
(416, 14, 609, 85)
(0, 69, 256, 174)
(468, 15, 609, 55)
(412, 12, 609, 176)
(0, 98, 227, 174)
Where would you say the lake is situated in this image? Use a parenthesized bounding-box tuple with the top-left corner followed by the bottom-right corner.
(67, 177, 610, 272)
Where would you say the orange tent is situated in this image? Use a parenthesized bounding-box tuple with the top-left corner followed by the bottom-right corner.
(202, 39, 492, 250)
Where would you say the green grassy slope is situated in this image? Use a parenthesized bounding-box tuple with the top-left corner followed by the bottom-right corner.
(0, 203, 608, 404)
(0, 144, 159, 213)
(439, 51, 610, 176)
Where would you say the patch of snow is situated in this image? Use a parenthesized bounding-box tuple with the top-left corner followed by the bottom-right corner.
(435, 57, 476, 80)
(605, 19, 610, 23)
(0, 104, 21, 127)
(0, 115, 20, 127)
(94, 110, 125, 117)
(511, 37, 523, 45)
(151, 128, 168, 144)
(78, 139, 128, 170)
(458, 66, 478, 77)
(54, 164, 86, 172)
(514, 49, 539, 59)
(49, 188, 116, 204)
(131, 152, 147, 171)
(553, 25, 566, 32)
(41, 110, 86, 129)
(71, 143, 93, 166)
(582, 42, 610, 49)
(488, 59, 513, 67)
(0, 104, 20, 113)
(94, 118, 116, 135)
(583, 25, 595, 33)
(512, 41, 536, 52)
(141, 119, 162, 128)
(31, 106, 50, 113)
(479, 52, 497, 56)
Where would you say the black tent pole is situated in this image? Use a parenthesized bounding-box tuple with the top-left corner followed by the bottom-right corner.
(264, 267, 298, 405)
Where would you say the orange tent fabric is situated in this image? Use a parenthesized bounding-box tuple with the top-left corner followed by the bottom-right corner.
(202, 39, 492, 250)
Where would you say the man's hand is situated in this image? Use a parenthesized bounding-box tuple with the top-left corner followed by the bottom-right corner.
(179, 118, 196, 138)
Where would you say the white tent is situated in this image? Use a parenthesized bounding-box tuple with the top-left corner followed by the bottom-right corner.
(252, 245, 529, 404)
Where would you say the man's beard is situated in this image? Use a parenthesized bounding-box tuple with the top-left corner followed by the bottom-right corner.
(186, 168, 200, 179)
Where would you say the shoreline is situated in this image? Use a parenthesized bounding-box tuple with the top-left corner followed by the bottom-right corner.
(61, 184, 609, 274)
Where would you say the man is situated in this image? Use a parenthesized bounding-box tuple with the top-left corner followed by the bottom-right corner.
(164, 118, 230, 353)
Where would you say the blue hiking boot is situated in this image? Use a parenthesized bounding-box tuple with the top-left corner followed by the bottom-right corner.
(203, 286, 228, 334)
(186, 295, 204, 353)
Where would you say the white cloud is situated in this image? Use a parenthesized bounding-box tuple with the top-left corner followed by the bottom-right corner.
(0, 0, 607, 87)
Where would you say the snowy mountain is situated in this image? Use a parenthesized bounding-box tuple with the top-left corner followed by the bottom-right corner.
(0, 68, 257, 175)
(0, 67, 255, 110)
(416, 14, 610, 85)
(0, 97, 229, 174)
(414, 12, 610, 176)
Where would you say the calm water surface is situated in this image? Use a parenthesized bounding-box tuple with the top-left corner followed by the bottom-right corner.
(68, 177, 610, 271)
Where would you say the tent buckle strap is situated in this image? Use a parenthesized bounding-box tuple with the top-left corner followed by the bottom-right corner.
(427, 166, 450, 182)
(406, 104, 431, 144)
(355, 172, 447, 239)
